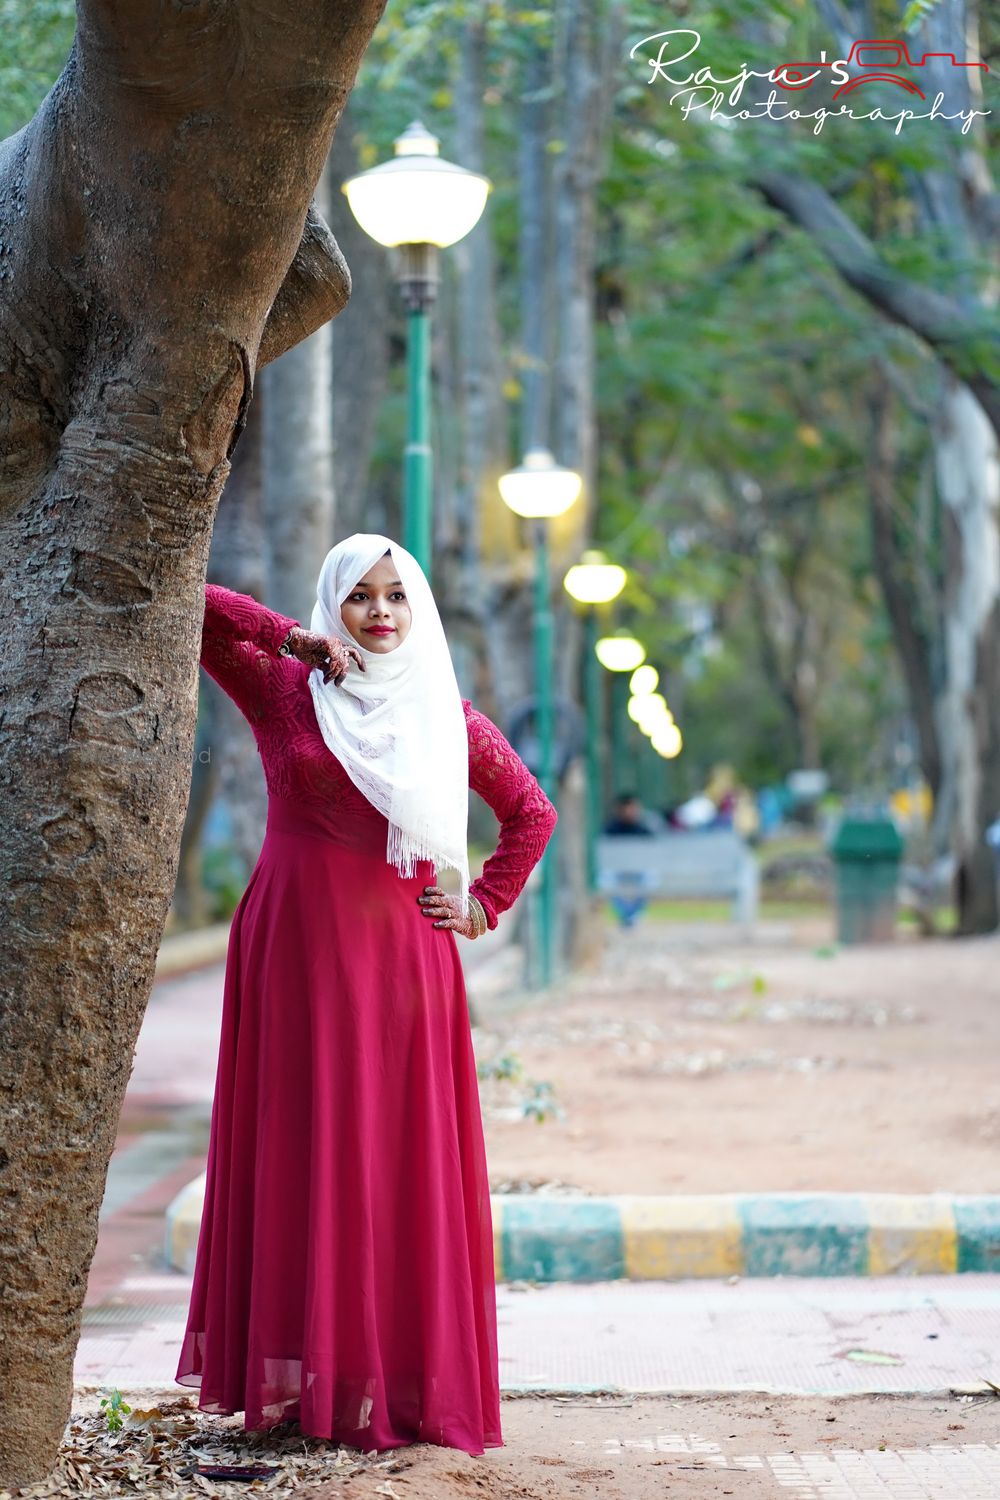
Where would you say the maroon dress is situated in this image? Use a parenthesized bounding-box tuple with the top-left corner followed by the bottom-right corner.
(175, 584, 557, 1456)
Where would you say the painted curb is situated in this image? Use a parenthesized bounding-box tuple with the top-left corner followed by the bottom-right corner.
(165, 1186, 1000, 1281)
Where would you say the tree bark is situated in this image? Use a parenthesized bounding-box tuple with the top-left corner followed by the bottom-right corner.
(0, 1, 385, 1485)
(449, 15, 521, 719)
(327, 105, 392, 538)
(930, 378, 1000, 932)
(262, 159, 337, 621)
(865, 369, 943, 806)
(205, 395, 271, 883)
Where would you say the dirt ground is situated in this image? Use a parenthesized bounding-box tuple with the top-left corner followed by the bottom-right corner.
(46, 1389, 1000, 1500)
(476, 913, 1000, 1196)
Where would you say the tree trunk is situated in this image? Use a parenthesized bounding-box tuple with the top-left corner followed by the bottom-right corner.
(171, 704, 217, 930)
(548, 0, 624, 968)
(262, 161, 336, 619)
(931, 378, 1000, 933)
(0, 1, 385, 1485)
(447, 17, 519, 720)
(205, 395, 271, 882)
(327, 105, 392, 538)
(865, 369, 943, 807)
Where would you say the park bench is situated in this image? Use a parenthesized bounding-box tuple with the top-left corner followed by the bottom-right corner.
(597, 827, 760, 924)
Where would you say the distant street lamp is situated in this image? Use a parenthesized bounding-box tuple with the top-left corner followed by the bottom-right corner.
(631, 692, 672, 732)
(563, 551, 628, 892)
(592, 629, 646, 799)
(630, 664, 659, 697)
(595, 631, 646, 673)
(343, 122, 491, 579)
(500, 450, 582, 987)
(652, 721, 683, 758)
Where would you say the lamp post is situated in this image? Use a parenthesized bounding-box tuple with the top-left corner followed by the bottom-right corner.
(595, 631, 646, 800)
(563, 552, 628, 891)
(628, 682, 683, 804)
(499, 450, 582, 987)
(342, 122, 491, 580)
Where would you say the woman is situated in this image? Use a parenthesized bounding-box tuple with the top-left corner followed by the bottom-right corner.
(174, 533, 557, 1458)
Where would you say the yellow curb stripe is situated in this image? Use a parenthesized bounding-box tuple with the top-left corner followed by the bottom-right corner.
(164, 1170, 207, 1275)
(619, 1195, 743, 1279)
(865, 1194, 957, 1275)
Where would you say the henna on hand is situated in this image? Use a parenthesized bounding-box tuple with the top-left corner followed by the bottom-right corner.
(286, 627, 366, 685)
(416, 885, 478, 940)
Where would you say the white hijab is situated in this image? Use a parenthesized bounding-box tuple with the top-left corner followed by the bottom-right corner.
(306, 533, 471, 917)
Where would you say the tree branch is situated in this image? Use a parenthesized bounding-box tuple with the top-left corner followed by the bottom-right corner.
(257, 202, 351, 370)
(751, 170, 1000, 437)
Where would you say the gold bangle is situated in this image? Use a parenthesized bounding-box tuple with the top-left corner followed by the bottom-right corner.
(468, 894, 488, 938)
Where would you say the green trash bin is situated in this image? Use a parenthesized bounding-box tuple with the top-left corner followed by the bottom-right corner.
(828, 809, 905, 943)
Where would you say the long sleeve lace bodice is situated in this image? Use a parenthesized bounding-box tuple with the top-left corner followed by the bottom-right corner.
(200, 583, 557, 928)
(201, 582, 301, 726)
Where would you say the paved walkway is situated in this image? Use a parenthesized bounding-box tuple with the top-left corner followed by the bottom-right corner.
(75, 953, 1000, 1498)
(86, 956, 1000, 1402)
(77, 1272, 1000, 1396)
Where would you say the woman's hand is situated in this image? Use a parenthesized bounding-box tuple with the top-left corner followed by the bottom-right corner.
(285, 627, 366, 686)
(417, 885, 478, 940)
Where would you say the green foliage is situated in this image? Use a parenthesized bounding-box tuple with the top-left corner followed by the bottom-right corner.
(901, 0, 942, 32)
(200, 846, 248, 923)
(476, 1052, 523, 1082)
(7, 0, 986, 806)
(0, 0, 74, 140)
(98, 1390, 132, 1434)
(521, 1080, 562, 1124)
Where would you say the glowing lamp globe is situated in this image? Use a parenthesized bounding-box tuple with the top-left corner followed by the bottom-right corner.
(563, 550, 627, 605)
(652, 723, 683, 758)
(595, 633, 646, 672)
(342, 121, 491, 249)
(499, 449, 582, 519)
(630, 664, 659, 696)
(633, 692, 671, 729)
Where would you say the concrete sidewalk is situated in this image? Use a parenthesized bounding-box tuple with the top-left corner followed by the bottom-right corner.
(141, 928, 1000, 1291)
(76, 1273, 1000, 1395)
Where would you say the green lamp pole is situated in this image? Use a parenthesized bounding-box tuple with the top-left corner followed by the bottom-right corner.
(500, 451, 582, 988)
(534, 521, 556, 972)
(563, 552, 628, 892)
(403, 287, 432, 570)
(595, 629, 647, 800)
(343, 121, 491, 581)
(583, 613, 601, 890)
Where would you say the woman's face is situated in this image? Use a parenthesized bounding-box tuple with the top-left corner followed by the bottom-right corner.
(339, 551, 413, 653)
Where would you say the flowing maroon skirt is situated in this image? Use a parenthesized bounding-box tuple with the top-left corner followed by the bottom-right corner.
(175, 794, 503, 1455)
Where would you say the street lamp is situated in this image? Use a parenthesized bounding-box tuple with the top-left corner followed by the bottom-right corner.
(595, 631, 646, 672)
(343, 122, 491, 580)
(563, 551, 628, 893)
(592, 629, 646, 800)
(652, 721, 683, 758)
(631, 692, 673, 732)
(500, 450, 582, 987)
(630, 664, 659, 697)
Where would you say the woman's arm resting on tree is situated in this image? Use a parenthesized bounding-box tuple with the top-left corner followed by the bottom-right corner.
(200, 582, 301, 725)
(463, 700, 558, 929)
